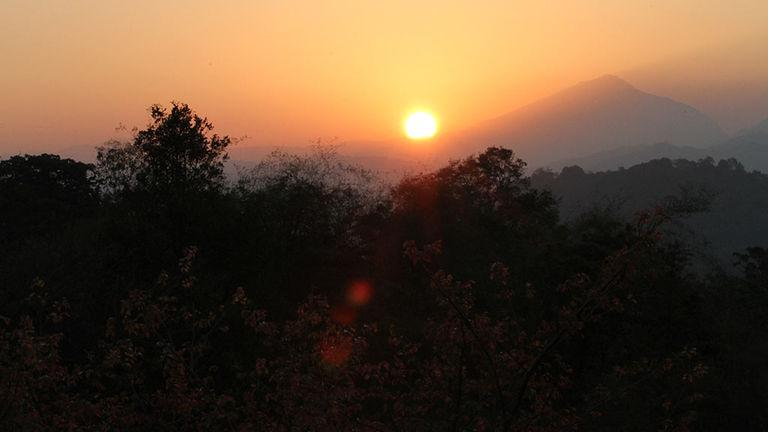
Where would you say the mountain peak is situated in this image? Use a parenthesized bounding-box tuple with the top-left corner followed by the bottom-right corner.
(451, 73, 725, 167)
(547, 74, 639, 104)
(576, 74, 635, 92)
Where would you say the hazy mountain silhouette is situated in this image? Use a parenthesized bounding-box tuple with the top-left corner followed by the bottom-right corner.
(447, 75, 726, 167)
(554, 117, 768, 173)
(551, 142, 705, 172)
(737, 117, 768, 136)
(714, 118, 768, 172)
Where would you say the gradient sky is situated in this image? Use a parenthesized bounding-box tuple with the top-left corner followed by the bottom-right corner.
(2, 0, 767, 155)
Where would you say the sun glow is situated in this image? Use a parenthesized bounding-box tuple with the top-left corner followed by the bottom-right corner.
(404, 111, 438, 140)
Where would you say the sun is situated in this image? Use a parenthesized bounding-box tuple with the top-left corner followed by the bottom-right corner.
(404, 111, 438, 140)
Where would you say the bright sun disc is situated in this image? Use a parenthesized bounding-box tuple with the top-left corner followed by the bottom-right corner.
(404, 111, 438, 140)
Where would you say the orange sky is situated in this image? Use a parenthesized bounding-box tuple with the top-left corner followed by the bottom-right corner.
(1, 0, 767, 155)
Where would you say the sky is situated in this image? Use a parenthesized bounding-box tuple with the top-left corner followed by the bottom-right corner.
(1, 0, 767, 155)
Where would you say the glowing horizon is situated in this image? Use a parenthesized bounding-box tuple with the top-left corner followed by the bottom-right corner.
(2, 0, 768, 155)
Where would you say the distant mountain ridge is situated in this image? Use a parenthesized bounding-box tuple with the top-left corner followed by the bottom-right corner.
(551, 142, 705, 172)
(737, 117, 768, 136)
(448, 75, 726, 167)
(552, 116, 768, 173)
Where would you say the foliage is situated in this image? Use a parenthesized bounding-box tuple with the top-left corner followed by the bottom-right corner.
(95, 102, 229, 197)
(0, 105, 766, 430)
(0, 154, 96, 242)
(532, 157, 768, 263)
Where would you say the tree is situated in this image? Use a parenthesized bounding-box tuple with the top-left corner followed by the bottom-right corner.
(231, 147, 380, 314)
(381, 147, 561, 310)
(0, 154, 96, 242)
(95, 102, 230, 197)
(91, 103, 232, 274)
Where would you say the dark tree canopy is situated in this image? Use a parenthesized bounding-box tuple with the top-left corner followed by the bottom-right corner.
(95, 102, 230, 196)
(386, 147, 560, 290)
(532, 156, 768, 263)
(2, 107, 768, 430)
(0, 154, 96, 242)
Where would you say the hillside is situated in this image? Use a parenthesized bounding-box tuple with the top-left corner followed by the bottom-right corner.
(448, 75, 725, 167)
(547, 117, 768, 173)
(532, 157, 768, 262)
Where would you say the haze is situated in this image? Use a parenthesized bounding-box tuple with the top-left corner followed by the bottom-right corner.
(1, 0, 767, 155)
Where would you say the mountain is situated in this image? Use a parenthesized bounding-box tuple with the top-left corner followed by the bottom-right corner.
(550, 142, 705, 172)
(551, 116, 768, 173)
(447, 75, 726, 167)
(737, 117, 768, 136)
(714, 118, 768, 172)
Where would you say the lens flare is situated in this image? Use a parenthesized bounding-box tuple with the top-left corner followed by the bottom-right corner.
(318, 334, 353, 367)
(347, 281, 374, 306)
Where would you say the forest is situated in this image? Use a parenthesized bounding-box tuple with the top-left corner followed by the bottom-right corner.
(1, 102, 767, 431)
(532, 157, 768, 264)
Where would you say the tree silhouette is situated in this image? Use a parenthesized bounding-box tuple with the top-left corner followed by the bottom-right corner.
(95, 102, 229, 197)
(2, 105, 768, 430)
(0, 154, 95, 242)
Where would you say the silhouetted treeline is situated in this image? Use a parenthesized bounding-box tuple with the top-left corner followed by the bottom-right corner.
(1, 103, 767, 431)
(531, 157, 768, 263)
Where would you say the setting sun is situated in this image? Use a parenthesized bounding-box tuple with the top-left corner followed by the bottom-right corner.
(404, 111, 438, 140)
(3, 1, 768, 427)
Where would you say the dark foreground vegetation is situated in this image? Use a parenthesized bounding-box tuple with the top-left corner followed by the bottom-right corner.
(1, 103, 767, 431)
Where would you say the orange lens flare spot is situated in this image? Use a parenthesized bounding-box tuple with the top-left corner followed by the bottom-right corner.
(347, 281, 374, 306)
(318, 335, 353, 367)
